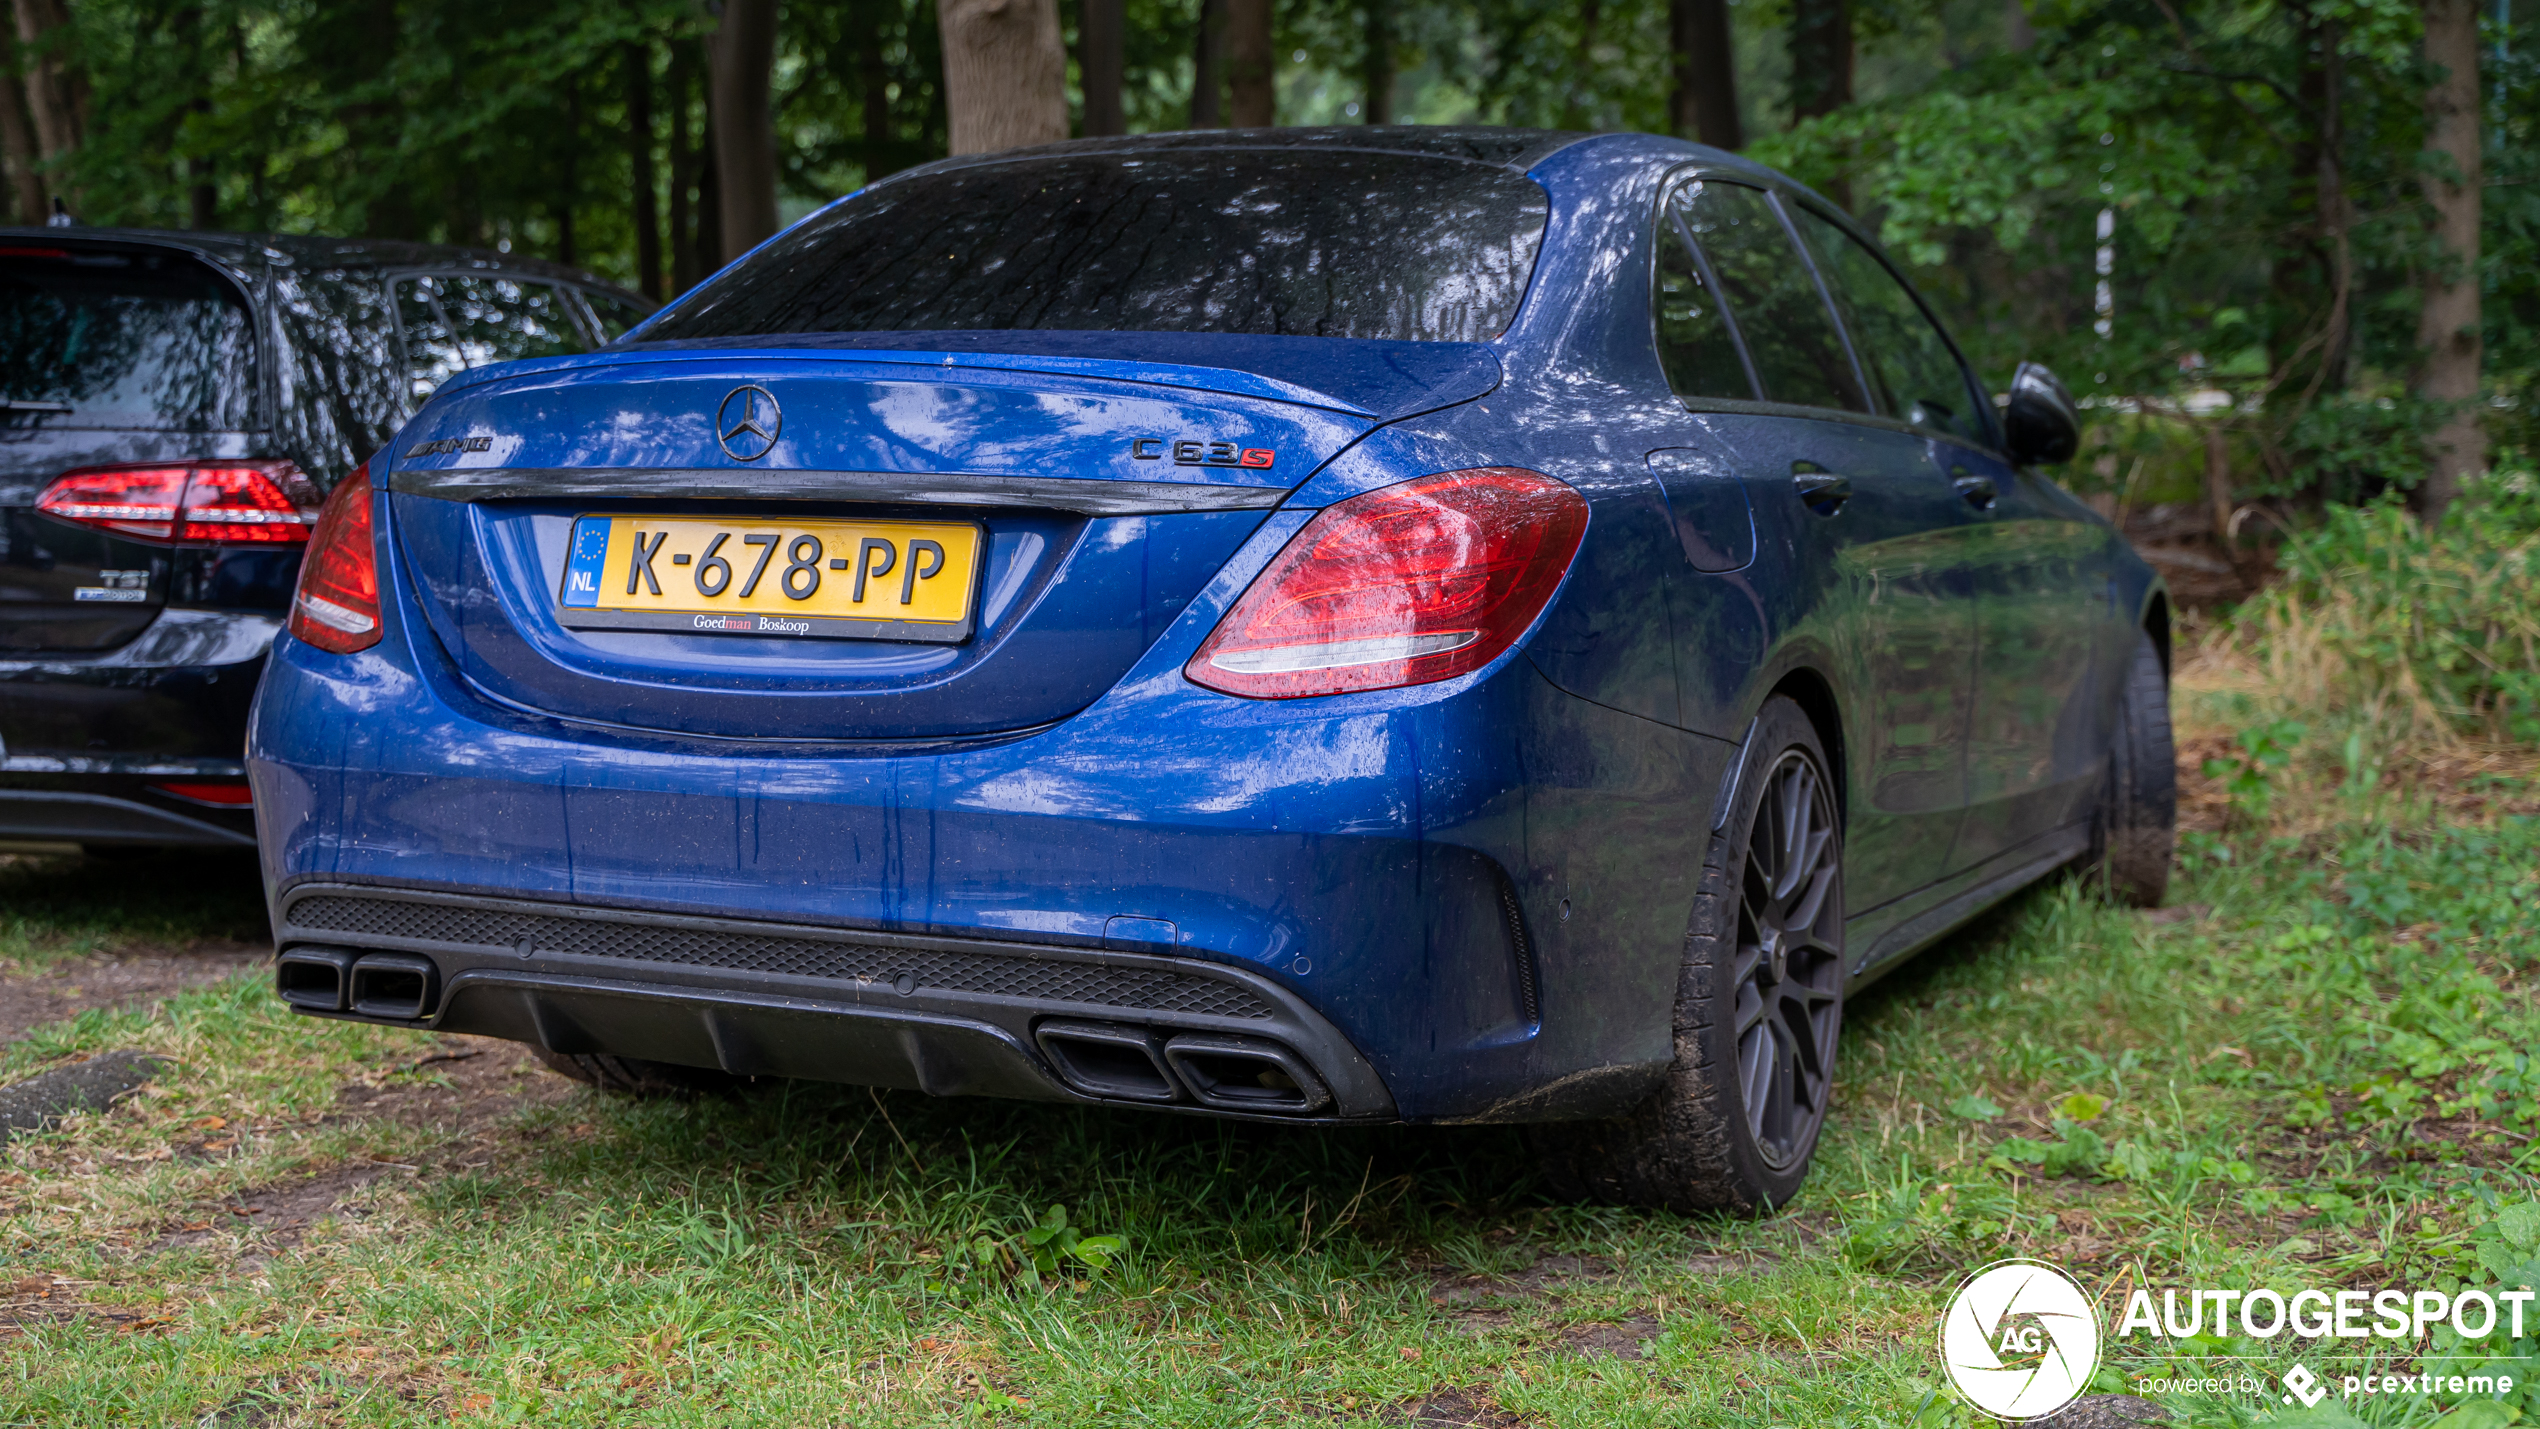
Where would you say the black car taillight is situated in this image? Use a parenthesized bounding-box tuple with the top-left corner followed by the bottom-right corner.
(287, 462, 381, 655)
(34, 460, 320, 545)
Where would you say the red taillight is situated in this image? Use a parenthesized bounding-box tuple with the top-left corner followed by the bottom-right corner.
(35, 461, 317, 544)
(1186, 468, 1589, 699)
(149, 782, 254, 808)
(180, 466, 319, 543)
(287, 463, 381, 655)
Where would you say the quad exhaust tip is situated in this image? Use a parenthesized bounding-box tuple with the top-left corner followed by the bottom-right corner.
(275, 947, 357, 1012)
(277, 948, 439, 1021)
(348, 953, 438, 1021)
(1034, 1020, 1182, 1102)
(1163, 1032, 1331, 1114)
(1035, 1020, 1331, 1114)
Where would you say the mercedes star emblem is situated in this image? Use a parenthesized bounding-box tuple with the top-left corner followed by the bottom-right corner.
(716, 385, 782, 462)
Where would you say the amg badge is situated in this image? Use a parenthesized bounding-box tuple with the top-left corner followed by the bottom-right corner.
(407, 435, 494, 458)
(1130, 438, 1275, 469)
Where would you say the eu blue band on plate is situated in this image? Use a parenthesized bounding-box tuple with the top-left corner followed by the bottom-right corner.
(561, 516, 610, 609)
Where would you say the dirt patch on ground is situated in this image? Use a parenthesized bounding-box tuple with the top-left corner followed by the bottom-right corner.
(1429, 1252, 1612, 1313)
(0, 1271, 172, 1336)
(143, 1039, 574, 1259)
(0, 941, 264, 1046)
(2036, 1395, 2172, 1427)
(150, 1161, 394, 1254)
(1554, 1317, 1663, 1360)
(1380, 1387, 1533, 1427)
(325, 1037, 575, 1134)
(1684, 1249, 1780, 1275)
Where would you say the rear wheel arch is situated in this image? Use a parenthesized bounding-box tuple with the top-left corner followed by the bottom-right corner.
(2142, 591, 2172, 680)
(1765, 668, 1846, 831)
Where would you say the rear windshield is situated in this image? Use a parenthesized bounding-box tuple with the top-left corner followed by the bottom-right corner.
(640, 151, 1550, 344)
(0, 246, 256, 429)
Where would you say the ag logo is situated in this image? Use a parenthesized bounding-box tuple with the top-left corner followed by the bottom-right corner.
(716, 385, 782, 462)
(1940, 1259, 2100, 1420)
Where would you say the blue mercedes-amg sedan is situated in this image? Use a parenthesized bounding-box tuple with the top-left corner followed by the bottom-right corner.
(246, 127, 2175, 1211)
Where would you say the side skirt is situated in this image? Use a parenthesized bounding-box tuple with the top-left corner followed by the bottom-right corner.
(1841, 822, 2091, 994)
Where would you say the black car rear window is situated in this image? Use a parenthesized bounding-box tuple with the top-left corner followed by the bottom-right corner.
(0, 246, 256, 429)
(639, 150, 1550, 344)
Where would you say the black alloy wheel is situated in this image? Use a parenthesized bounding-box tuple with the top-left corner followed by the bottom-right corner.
(1527, 695, 1847, 1213)
(1731, 750, 1844, 1170)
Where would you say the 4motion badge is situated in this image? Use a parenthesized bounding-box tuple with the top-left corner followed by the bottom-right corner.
(1130, 438, 1274, 469)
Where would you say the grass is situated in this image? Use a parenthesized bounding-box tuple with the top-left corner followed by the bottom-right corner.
(0, 849, 267, 969)
(0, 689, 2536, 1426)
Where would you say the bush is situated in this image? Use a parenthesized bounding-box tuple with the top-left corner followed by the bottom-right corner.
(2229, 481, 2540, 746)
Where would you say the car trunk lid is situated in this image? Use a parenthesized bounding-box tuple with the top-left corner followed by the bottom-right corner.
(0, 240, 263, 653)
(388, 338, 1498, 741)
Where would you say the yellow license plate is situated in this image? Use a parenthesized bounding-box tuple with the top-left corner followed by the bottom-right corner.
(557, 514, 983, 642)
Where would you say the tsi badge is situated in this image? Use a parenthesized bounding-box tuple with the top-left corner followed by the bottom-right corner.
(1941, 1259, 2101, 1420)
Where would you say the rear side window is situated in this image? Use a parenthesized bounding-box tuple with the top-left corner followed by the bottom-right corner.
(0, 246, 256, 429)
(1670, 181, 1869, 414)
(1653, 197, 1756, 402)
(641, 150, 1549, 343)
(581, 290, 652, 341)
(274, 270, 405, 481)
(396, 274, 591, 402)
(1788, 208, 1988, 443)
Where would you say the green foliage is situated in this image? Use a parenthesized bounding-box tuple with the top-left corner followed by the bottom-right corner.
(923, 1201, 1127, 1298)
(2239, 487, 2540, 743)
(2203, 718, 2308, 822)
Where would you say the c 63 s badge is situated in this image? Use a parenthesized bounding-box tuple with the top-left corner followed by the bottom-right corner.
(1130, 438, 1275, 469)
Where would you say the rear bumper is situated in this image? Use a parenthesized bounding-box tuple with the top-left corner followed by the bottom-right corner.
(249, 495, 1733, 1123)
(270, 882, 1394, 1120)
(0, 608, 277, 847)
(0, 778, 254, 847)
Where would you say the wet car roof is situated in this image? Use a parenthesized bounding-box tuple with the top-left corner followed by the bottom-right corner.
(906, 125, 1595, 182)
(0, 226, 612, 288)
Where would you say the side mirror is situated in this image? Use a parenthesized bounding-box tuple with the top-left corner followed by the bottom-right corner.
(2003, 361, 2080, 466)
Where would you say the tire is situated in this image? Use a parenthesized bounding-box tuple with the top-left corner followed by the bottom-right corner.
(530, 1048, 746, 1098)
(2081, 630, 2176, 908)
(1532, 696, 1846, 1214)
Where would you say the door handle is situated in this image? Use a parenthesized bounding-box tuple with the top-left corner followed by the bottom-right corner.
(1953, 473, 1998, 511)
(1791, 466, 1852, 516)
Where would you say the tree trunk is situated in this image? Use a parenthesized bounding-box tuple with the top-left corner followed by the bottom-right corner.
(1191, 0, 1226, 127)
(938, 0, 1069, 155)
(1787, 0, 1850, 121)
(1668, 0, 1740, 149)
(627, 44, 663, 300)
(2003, 0, 2034, 51)
(1081, 0, 1124, 135)
(10, 0, 82, 171)
(557, 79, 581, 265)
(709, 0, 781, 261)
(2203, 421, 2234, 544)
(698, 124, 724, 274)
(669, 43, 698, 292)
(2308, 16, 2350, 400)
(0, 34, 48, 223)
(1360, 0, 1391, 123)
(2414, 0, 2484, 520)
(175, 2, 213, 228)
(1226, 0, 1272, 127)
(861, 21, 892, 177)
(306, 0, 410, 238)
